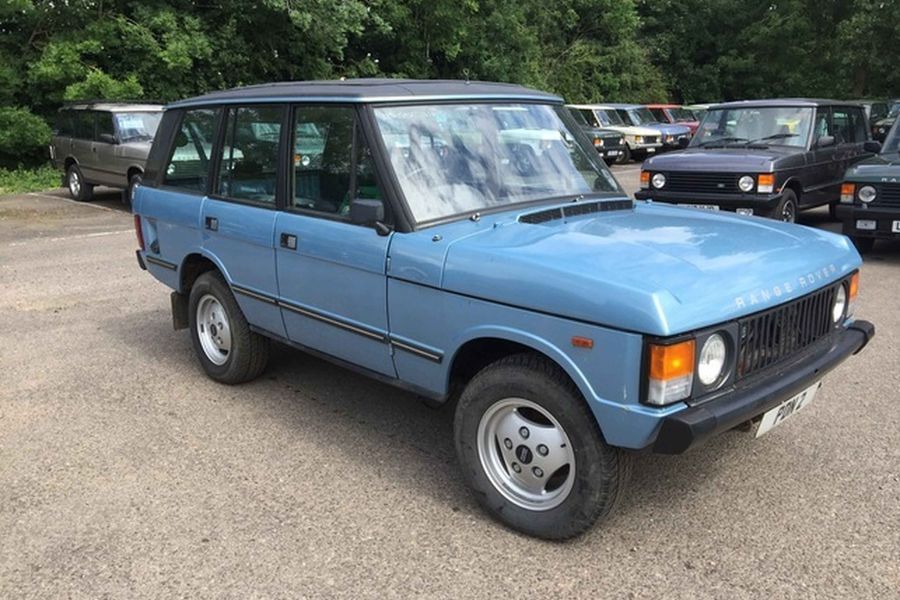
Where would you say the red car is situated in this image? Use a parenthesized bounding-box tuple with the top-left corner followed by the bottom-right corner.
(646, 104, 700, 135)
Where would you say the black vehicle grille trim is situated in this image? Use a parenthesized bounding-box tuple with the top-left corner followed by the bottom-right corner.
(736, 282, 842, 380)
(659, 172, 741, 194)
(874, 183, 900, 208)
(519, 200, 633, 224)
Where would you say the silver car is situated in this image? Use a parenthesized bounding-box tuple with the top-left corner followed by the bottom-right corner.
(50, 103, 164, 203)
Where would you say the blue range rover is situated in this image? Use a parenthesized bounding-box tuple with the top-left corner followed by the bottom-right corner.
(133, 79, 874, 539)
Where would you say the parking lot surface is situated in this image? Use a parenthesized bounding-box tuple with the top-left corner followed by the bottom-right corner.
(2, 168, 899, 598)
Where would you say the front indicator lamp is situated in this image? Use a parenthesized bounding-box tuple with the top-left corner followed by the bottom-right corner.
(848, 272, 859, 317)
(647, 340, 695, 405)
(593, 137, 604, 148)
(841, 183, 856, 203)
(640, 170, 650, 189)
(757, 173, 775, 194)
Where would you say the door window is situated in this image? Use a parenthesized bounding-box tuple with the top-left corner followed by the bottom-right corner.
(813, 109, 832, 145)
(291, 105, 382, 217)
(832, 108, 854, 144)
(55, 110, 75, 137)
(73, 111, 95, 140)
(162, 108, 218, 192)
(96, 112, 115, 142)
(848, 108, 867, 143)
(216, 105, 283, 205)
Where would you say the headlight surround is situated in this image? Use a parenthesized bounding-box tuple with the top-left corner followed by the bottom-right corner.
(858, 185, 877, 203)
(738, 175, 755, 192)
(651, 173, 667, 189)
(832, 284, 847, 324)
(697, 333, 728, 386)
(634, 135, 644, 144)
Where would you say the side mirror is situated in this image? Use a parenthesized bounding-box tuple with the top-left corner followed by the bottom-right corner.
(816, 135, 835, 148)
(350, 198, 385, 226)
(678, 136, 690, 148)
(863, 140, 882, 154)
(98, 133, 118, 144)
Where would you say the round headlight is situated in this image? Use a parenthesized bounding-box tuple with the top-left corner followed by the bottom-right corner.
(651, 173, 666, 189)
(698, 333, 728, 386)
(832, 285, 847, 323)
(738, 175, 755, 192)
(858, 185, 877, 203)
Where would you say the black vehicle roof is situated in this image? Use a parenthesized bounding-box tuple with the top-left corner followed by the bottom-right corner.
(168, 79, 562, 108)
(708, 98, 862, 110)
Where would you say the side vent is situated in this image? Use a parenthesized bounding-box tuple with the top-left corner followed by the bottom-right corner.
(519, 199, 633, 225)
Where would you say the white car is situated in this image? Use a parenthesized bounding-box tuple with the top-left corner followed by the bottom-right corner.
(568, 104, 662, 162)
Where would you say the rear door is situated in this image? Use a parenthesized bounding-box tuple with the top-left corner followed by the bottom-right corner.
(201, 104, 286, 338)
(274, 104, 394, 376)
(71, 111, 97, 180)
(804, 107, 838, 206)
(92, 111, 121, 186)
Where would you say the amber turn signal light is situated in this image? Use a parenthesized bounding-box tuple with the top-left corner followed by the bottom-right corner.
(841, 183, 855, 204)
(648, 340, 695, 381)
(640, 170, 650, 189)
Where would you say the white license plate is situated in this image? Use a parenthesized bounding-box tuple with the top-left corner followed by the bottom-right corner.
(893, 220, 900, 233)
(681, 204, 720, 211)
(646, 148, 656, 153)
(606, 150, 619, 156)
(755, 381, 822, 438)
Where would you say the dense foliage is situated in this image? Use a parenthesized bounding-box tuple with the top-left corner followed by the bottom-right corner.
(0, 0, 897, 167)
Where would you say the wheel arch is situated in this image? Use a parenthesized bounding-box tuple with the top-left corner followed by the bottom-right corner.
(780, 176, 803, 200)
(178, 251, 231, 295)
(446, 331, 597, 410)
(126, 165, 144, 181)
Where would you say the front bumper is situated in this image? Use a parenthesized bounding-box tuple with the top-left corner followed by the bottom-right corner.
(635, 189, 783, 213)
(652, 320, 875, 454)
(837, 205, 900, 239)
(598, 145, 627, 160)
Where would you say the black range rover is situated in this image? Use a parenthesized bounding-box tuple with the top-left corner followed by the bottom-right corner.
(635, 99, 880, 222)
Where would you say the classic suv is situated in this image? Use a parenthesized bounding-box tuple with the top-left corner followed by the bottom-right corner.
(871, 102, 898, 142)
(568, 104, 662, 162)
(567, 107, 627, 163)
(646, 103, 700, 134)
(636, 99, 879, 222)
(607, 103, 692, 150)
(51, 102, 164, 203)
(134, 80, 874, 540)
(838, 118, 900, 252)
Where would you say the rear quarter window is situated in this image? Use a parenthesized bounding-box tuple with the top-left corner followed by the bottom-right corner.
(162, 108, 219, 193)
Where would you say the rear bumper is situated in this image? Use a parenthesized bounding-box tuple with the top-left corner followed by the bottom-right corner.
(635, 189, 783, 212)
(837, 205, 900, 239)
(652, 320, 875, 454)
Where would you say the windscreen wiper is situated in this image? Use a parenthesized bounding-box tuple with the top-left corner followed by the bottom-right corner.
(744, 133, 798, 145)
(696, 137, 748, 147)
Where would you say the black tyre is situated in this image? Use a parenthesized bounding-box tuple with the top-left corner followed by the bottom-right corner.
(188, 271, 269, 384)
(852, 236, 875, 254)
(774, 189, 798, 223)
(125, 172, 142, 206)
(66, 164, 94, 201)
(454, 353, 631, 540)
(617, 144, 632, 164)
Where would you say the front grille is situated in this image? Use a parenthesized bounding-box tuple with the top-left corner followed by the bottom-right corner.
(874, 183, 900, 208)
(663, 172, 738, 194)
(644, 136, 659, 144)
(736, 283, 840, 379)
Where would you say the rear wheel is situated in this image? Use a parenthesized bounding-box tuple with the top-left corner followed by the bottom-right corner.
(66, 164, 93, 201)
(188, 271, 269, 384)
(774, 189, 798, 223)
(454, 353, 631, 540)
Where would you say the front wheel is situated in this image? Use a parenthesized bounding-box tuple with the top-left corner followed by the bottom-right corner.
(188, 271, 269, 384)
(616, 144, 632, 164)
(454, 353, 631, 540)
(774, 189, 798, 223)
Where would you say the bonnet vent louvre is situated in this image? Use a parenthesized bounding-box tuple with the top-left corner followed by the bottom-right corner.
(519, 200, 633, 224)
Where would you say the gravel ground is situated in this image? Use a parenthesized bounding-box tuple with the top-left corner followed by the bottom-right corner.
(1, 172, 898, 598)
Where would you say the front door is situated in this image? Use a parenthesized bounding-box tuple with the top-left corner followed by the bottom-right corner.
(275, 104, 394, 376)
(202, 104, 286, 338)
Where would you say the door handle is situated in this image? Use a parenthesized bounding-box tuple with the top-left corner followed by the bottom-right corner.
(280, 233, 297, 250)
(205, 216, 218, 231)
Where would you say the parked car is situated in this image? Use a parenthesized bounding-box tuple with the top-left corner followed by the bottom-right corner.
(838, 118, 900, 252)
(50, 102, 164, 203)
(646, 103, 700, 134)
(852, 100, 890, 124)
(568, 104, 662, 162)
(133, 80, 874, 540)
(566, 107, 627, 163)
(607, 103, 692, 150)
(636, 99, 879, 222)
(684, 103, 713, 121)
(871, 103, 899, 142)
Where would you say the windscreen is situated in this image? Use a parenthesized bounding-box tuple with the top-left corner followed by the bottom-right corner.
(373, 103, 620, 223)
(692, 107, 813, 148)
(595, 109, 625, 126)
(883, 122, 899, 154)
